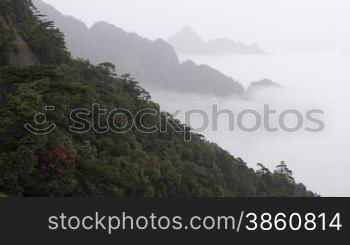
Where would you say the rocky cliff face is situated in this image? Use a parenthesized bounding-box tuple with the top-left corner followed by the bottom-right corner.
(0, 13, 39, 66)
(8, 34, 39, 66)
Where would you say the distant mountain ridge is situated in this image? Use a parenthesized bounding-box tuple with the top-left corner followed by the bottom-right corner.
(33, 0, 244, 97)
(246, 79, 282, 95)
(168, 26, 265, 55)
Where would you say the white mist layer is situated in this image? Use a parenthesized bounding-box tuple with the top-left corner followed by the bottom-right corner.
(150, 53, 350, 197)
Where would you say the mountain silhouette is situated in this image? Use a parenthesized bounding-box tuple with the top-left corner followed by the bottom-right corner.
(33, 0, 244, 97)
(168, 26, 265, 55)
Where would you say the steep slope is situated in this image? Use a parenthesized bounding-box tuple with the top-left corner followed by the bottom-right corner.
(0, 7, 38, 65)
(33, 0, 244, 97)
(0, 0, 316, 197)
(0, 0, 70, 66)
(168, 26, 265, 55)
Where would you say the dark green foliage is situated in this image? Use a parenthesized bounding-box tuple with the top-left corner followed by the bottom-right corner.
(0, 0, 317, 197)
(0, 62, 316, 197)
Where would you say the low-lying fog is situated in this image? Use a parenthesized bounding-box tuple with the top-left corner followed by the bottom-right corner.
(151, 53, 350, 197)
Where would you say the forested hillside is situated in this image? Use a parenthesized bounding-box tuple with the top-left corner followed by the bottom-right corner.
(0, 0, 316, 197)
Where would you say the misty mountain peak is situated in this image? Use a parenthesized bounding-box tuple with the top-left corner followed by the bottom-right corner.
(34, 1, 244, 97)
(183, 25, 193, 31)
(246, 79, 282, 95)
(169, 25, 205, 45)
(181, 25, 197, 35)
(91, 21, 121, 32)
(168, 26, 264, 55)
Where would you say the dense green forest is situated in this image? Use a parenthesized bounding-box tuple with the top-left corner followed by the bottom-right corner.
(0, 0, 316, 197)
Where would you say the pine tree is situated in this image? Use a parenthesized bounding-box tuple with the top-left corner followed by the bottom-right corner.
(275, 161, 294, 183)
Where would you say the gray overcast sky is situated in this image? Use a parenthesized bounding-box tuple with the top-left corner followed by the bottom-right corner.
(41, 0, 350, 52)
